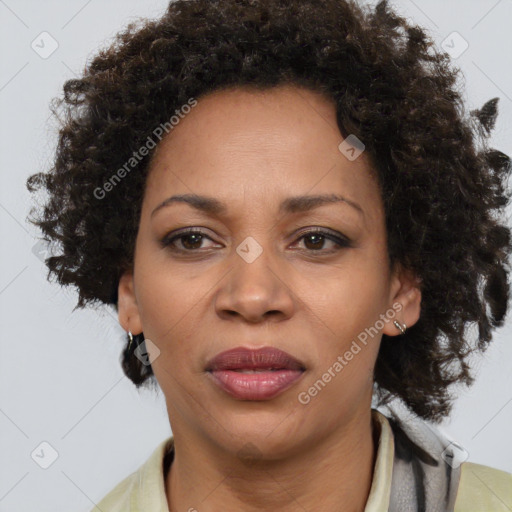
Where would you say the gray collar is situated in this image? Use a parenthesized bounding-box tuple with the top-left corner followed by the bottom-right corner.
(379, 407, 462, 512)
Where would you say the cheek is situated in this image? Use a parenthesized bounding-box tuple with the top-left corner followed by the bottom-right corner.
(305, 259, 387, 378)
(301, 278, 383, 409)
(133, 263, 201, 373)
(314, 265, 387, 335)
(135, 251, 202, 327)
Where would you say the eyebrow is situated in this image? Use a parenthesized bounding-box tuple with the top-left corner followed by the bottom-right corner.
(150, 193, 365, 218)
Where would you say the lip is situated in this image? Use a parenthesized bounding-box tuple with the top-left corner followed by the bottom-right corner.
(205, 346, 306, 400)
(206, 346, 305, 372)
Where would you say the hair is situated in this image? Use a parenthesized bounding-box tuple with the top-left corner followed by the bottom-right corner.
(26, 0, 512, 422)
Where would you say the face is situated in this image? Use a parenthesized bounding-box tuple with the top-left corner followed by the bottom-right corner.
(118, 85, 421, 459)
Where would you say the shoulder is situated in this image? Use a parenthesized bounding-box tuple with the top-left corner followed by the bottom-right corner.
(90, 436, 174, 512)
(454, 461, 512, 512)
(94, 471, 136, 511)
(375, 406, 512, 511)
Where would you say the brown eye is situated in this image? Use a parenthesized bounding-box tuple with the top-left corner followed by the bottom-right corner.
(178, 233, 204, 250)
(293, 229, 352, 254)
(302, 233, 328, 250)
(161, 227, 351, 256)
(161, 228, 218, 252)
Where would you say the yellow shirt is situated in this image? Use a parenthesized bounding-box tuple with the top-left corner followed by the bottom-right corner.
(92, 410, 512, 511)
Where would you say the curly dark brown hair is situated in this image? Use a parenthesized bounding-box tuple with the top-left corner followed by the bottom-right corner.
(26, 0, 512, 422)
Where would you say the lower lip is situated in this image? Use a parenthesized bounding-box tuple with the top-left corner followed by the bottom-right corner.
(207, 369, 305, 400)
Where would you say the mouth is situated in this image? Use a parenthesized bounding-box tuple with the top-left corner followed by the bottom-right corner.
(205, 346, 306, 372)
(205, 346, 306, 401)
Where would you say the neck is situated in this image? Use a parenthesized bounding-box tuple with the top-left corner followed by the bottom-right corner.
(165, 408, 379, 512)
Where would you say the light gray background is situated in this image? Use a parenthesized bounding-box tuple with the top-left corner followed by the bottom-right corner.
(1, 1, 511, 511)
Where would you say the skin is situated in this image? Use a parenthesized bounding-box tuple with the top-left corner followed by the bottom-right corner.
(118, 84, 422, 512)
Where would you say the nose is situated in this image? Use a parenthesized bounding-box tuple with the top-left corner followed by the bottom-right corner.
(214, 243, 296, 323)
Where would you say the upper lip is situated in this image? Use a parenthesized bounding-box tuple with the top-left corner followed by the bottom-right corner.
(206, 346, 306, 372)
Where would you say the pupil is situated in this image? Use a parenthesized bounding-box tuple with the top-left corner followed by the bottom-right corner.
(305, 234, 323, 250)
(183, 234, 202, 249)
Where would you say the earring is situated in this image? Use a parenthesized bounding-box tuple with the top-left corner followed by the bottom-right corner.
(393, 320, 407, 335)
(127, 331, 134, 351)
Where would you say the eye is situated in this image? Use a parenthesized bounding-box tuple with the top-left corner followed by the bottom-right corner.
(161, 228, 219, 252)
(161, 227, 352, 255)
(291, 229, 352, 254)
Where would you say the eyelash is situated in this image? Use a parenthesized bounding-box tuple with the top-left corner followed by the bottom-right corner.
(160, 227, 352, 255)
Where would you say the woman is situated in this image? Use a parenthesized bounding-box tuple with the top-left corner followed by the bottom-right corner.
(26, 0, 512, 510)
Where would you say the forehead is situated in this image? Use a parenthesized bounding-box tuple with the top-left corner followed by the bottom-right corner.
(143, 85, 382, 221)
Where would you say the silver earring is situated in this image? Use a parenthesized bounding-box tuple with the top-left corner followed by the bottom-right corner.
(393, 320, 407, 335)
(127, 331, 134, 351)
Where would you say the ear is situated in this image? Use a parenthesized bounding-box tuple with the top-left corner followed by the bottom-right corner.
(382, 263, 422, 337)
(118, 270, 143, 335)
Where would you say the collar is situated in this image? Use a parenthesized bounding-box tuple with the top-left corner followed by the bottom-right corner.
(123, 408, 395, 511)
(364, 409, 395, 511)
